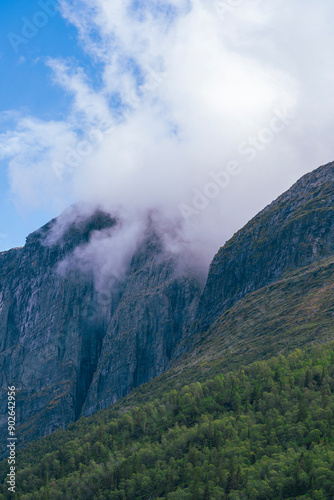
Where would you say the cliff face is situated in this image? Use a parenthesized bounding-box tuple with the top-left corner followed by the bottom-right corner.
(1, 162, 334, 453)
(0, 211, 203, 451)
(196, 162, 334, 332)
(0, 211, 116, 448)
(83, 233, 203, 416)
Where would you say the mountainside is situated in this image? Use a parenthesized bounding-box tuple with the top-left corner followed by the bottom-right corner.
(176, 253, 334, 379)
(0, 210, 117, 449)
(83, 233, 203, 417)
(0, 211, 203, 451)
(196, 161, 334, 333)
(0, 161, 334, 456)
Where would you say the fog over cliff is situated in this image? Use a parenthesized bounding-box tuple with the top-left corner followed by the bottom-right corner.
(1, 0, 334, 275)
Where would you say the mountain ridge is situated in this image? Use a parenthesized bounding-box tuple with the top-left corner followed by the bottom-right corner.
(195, 161, 334, 333)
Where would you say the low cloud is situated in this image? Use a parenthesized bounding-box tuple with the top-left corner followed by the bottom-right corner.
(56, 214, 146, 292)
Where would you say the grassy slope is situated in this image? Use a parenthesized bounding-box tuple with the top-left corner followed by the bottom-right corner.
(179, 254, 334, 374)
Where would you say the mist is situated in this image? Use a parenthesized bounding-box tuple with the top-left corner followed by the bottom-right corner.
(1, 0, 334, 277)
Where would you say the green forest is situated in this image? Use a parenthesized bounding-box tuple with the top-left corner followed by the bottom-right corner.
(2, 343, 334, 499)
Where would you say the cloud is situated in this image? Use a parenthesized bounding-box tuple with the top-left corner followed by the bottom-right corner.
(1, 0, 334, 273)
(56, 211, 147, 292)
(0, 116, 77, 210)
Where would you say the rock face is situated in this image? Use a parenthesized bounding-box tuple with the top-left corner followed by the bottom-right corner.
(0, 211, 118, 451)
(196, 162, 334, 332)
(0, 162, 334, 453)
(0, 210, 203, 452)
(83, 232, 203, 416)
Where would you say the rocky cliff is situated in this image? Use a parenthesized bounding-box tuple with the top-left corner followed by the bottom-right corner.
(196, 161, 334, 333)
(0, 210, 203, 452)
(1, 161, 334, 454)
(83, 232, 203, 416)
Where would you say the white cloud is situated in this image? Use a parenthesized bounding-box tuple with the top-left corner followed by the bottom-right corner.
(0, 117, 77, 210)
(56, 212, 147, 291)
(46, 59, 112, 126)
(1, 0, 334, 271)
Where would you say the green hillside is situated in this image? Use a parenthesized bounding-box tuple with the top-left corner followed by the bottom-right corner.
(180, 254, 334, 375)
(2, 342, 334, 499)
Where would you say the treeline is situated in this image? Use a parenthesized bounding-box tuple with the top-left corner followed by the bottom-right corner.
(2, 344, 334, 499)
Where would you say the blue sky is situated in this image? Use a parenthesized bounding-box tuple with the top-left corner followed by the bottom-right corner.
(0, 0, 78, 249)
(0, 0, 182, 251)
(1, 0, 334, 261)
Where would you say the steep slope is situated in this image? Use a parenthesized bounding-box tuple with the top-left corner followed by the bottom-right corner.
(176, 254, 334, 378)
(2, 251, 333, 473)
(83, 232, 202, 416)
(196, 161, 334, 332)
(1, 178, 334, 495)
(0, 211, 203, 452)
(0, 210, 117, 450)
(115, 252, 334, 413)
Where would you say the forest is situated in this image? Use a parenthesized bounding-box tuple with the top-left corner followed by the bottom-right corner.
(1, 343, 334, 499)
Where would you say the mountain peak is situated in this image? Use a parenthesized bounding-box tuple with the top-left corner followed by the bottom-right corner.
(196, 161, 334, 331)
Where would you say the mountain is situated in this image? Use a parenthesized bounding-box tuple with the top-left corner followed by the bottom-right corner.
(0, 210, 203, 452)
(196, 161, 334, 333)
(0, 161, 334, 457)
(82, 230, 203, 417)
